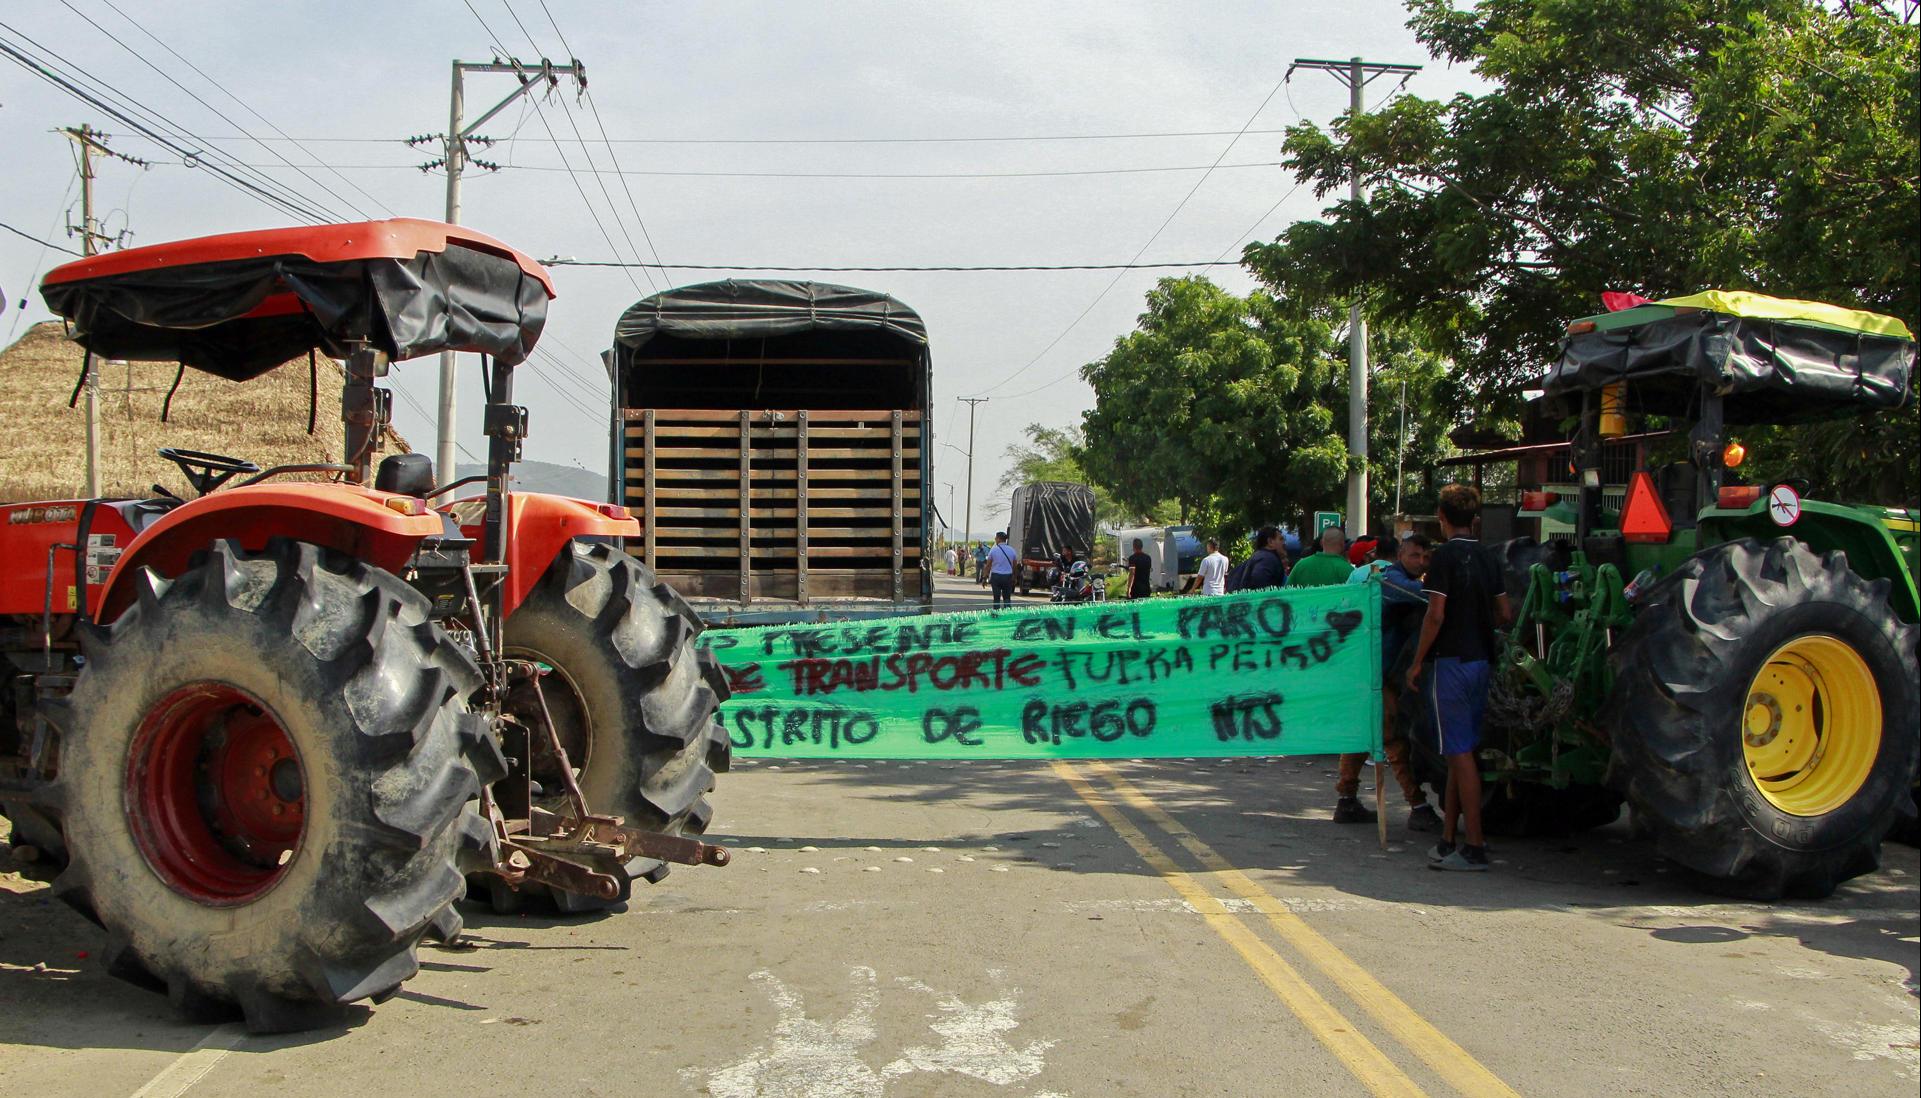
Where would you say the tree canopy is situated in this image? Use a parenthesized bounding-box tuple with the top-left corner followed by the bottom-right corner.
(1077, 277, 1453, 541)
(1243, 0, 1918, 499)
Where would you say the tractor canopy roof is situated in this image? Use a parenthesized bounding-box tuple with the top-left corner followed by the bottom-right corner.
(613, 279, 927, 354)
(39, 219, 554, 381)
(1543, 290, 1915, 425)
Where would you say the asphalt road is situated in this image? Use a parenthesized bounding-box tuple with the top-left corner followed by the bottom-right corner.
(2, 576, 1915, 1097)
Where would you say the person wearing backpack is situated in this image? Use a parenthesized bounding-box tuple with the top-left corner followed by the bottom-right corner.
(1226, 526, 1288, 593)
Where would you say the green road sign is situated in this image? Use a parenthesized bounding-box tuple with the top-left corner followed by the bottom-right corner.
(1314, 511, 1344, 536)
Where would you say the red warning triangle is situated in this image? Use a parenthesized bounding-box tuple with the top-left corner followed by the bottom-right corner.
(1620, 470, 1673, 544)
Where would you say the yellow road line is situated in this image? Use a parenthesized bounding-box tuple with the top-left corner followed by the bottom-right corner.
(1050, 760, 1429, 1098)
(1087, 760, 1522, 1098)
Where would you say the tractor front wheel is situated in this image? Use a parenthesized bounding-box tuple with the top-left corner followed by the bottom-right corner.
(484, 540, 729, 913)
(50, 540, 499, 1032)
(1604, 538, 1919, 898)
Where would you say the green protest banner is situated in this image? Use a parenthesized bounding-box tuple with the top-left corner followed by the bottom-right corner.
(696, 582, 1384, 760)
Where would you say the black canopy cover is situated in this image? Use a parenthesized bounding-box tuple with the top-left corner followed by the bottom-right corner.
(613, 279, 927, 354)
(1009, 482, 1097, 561)
(1545, 310, 1914, 424)
(39, 221, 550, 381)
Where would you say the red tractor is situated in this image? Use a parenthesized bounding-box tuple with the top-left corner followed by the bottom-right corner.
(0, 219, 730, 1032)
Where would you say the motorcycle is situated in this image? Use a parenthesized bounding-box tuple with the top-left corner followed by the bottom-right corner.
(1051, 559, 1103, 604)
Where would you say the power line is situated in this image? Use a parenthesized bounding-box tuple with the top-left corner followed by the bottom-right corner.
(119, 127, 1302, 146)
(497, 0, 657, 293)
(53, 1, 353, 221)
(0, 219, 81, 255)
(459, 2, 645, 299)
(969, 75, 1294, 399)
(535, 0, 674, 283)
(92, 0, 396, 218)
(0, 23, 327, 222)
(543, 258, 1245, 272)
(208, 159, 1288, 180)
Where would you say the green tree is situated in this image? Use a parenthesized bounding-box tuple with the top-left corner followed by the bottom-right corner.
(1077, 276, 1457, 541)
(1246, 0, 1919, 502)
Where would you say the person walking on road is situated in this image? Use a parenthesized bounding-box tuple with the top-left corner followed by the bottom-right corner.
(1196, 537, 1230, 595)
(1287, 525, 1355, 587)
(973, 541, 990, 586)
(1125, 537, 1155, 600)
(1406, 485, 1511, 871)
(987, 531, 1020, 608)
(944, 545, 958, 576)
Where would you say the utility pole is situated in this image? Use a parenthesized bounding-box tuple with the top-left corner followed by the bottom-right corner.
(1393, 377, 1408, 520)
(943, 481, 957, 543)
(421, 57, 579, 486)
(1285, 57, 1420, 538)
(60, 124, 148, 498)
(958, 397, 989, 543)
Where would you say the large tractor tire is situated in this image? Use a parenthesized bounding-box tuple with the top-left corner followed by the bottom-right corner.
(485, 540, 729, 913)
(1604, 538, 1920, 898)
(48, 540, 501, 1032)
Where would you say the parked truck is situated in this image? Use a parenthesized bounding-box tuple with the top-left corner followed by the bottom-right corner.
(1007, 482, 1096, 595)
(609, 280, 933, 624)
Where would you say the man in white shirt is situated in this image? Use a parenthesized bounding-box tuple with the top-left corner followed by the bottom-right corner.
(1196, 537, 1230, 596)
(987, 531, 1021, 607)
(944, 546, 958, 575)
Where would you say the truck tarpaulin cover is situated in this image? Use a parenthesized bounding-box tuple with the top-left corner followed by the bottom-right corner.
(613, 279, 927, 356)
(1010, 482, 1096, 560)
(38, 219, 552, 381)
(1545, 291, 1914, 424)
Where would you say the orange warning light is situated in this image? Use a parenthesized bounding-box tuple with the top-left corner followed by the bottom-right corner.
(1723, 441, 1746, 468)
(1620, 470, 1673, 544)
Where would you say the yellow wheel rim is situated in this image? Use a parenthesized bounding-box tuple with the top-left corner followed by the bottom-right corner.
(1741, 634, 1882, 817)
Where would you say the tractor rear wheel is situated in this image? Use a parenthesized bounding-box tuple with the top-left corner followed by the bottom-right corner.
(1604, 538, 1920, 898)
(484, 540, 729, 913)
(49, 540, 500, 1032)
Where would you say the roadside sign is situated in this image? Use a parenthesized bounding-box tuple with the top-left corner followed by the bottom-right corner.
(1313, 511, 1343, 536)
(1767, 483, 1801, 527)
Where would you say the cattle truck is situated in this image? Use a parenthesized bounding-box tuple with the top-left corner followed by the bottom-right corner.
(608, 280, 933, 624)
(1008, 482, 1097, 594)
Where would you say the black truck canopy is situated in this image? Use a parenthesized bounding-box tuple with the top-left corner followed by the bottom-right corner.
(1544, 291, 1914, 425)
(612, 280, 929, 411)
(1009, 482, 1097, 560)
(614, 279, 926, 349)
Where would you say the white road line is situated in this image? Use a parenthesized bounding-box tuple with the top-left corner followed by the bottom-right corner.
(128, 1024, 247, 1098)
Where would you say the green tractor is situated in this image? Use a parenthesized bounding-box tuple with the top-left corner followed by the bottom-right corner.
(1453, 291, 1918, 898)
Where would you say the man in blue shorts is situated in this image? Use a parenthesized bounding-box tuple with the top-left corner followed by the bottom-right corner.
(1404, 485, 1510, 871)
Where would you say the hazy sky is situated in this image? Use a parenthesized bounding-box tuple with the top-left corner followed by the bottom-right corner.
(1, 1, 1482, 532)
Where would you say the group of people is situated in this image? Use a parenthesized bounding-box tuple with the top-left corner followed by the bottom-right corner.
(1174, 486, 1506, 873)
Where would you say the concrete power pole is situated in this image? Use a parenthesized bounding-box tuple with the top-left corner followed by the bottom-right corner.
(60, 124, 146, 498)
(958, 397, 989, 542)
(428, 57, 578, 486)
(1286, 57, 1420, 537)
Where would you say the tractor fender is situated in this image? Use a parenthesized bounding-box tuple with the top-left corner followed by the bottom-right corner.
(96, 483, 443, 623)
(446, 492, 640, 618)
(1698, 498, 1920, 624)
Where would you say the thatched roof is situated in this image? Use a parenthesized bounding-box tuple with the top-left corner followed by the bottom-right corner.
(1, 321, 408, 503)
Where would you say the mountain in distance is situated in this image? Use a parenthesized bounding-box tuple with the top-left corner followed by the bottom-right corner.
(456, 460, 606, 501)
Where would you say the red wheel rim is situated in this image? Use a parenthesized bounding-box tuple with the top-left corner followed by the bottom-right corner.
(125, 683, 306, 905)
